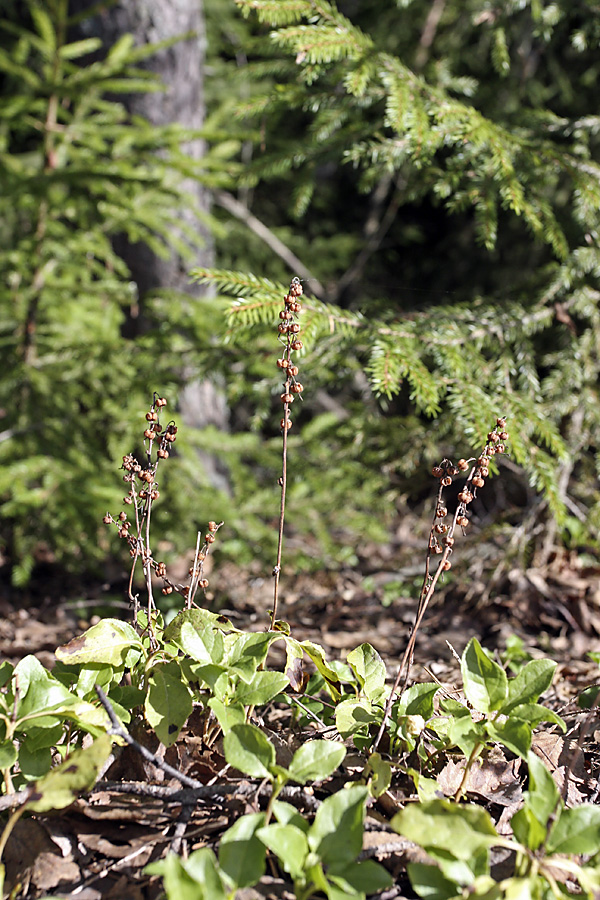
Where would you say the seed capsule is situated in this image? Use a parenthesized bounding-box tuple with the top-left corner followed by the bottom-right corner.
(208, 521, 218, 532)
(277, 358, 289, 369)
(441, 476, 452, 487)
(291, 383, 304, 394)
(288, 365, 299, 377)
(432, 466, 443, 478)
(205, 533, 216, 544)
(281, 392, 294, 403)
(472, 475, 485, 488)
(436, 506, 448, 518)
(291, 340, 303, 351)
(442, 560, 452, 571)
(457, 459, 469, 471)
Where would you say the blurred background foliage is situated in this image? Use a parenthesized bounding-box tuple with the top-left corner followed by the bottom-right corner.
(1, 0, 599, 590)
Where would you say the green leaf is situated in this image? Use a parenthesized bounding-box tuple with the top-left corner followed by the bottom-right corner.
(146, 848, 227, 900)
(28, 734, 112, 813)
(547, 805, 600, 855)
(397, 682, 440, 718)
(347, 643, 387, 701)
(502, 659, 557, 713)
(504, 703, 565, 730)
(164, 609, 226, 664)
(329, 859, 393, 895)
(223, 723, 276, 778)
(227, 632, 279, 681)
(0, 742, 17, 769)
(300, 640, 342, 701)
(308, 785, 368, 866)
(13, 656, 76, 726)
(447, 714, 486, 758)
(392, 799, 497, 861)
(407, 862, 462, 900)
(219, 812, 266, 888)
(366, 752, 392, 798)
(335, 697, 379, 742)
(272, 799, 310, 832)
(234, 670, 289, 706)
(461, 639, 508, 713)
(511, 753, 560, 850)
(144, 661, 193, 747)
(207, 698, 245, 733)
(55, 619, 143, 668)
(288, 740, 346, 784)
(486, 718, 531, 758)
(256, 823, 309, 879)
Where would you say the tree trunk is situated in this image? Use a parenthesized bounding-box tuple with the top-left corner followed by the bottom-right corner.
(72, 0, 229, 490)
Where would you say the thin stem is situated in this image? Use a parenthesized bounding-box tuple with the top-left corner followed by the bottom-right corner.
(272, 397, 289, 628)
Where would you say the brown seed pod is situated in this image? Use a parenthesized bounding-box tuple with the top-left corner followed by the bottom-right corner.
(457, 515, 469, 528)
(146, 411, 157, 422)
(499, 431, 509, 441)
(457, 458, 469, 471)
(279, 310, 292, 320)
(278, 323, 289, 334)
(291, 340, 303, 351)
(102, 514, 112, 524)
(431, 466, 443, 478)
(444, 536, 455, 547)
(442, 560, 452, 571)
(434, 523, 448, 534)
(205, 533, 216, 544)
(291, 383, 304, 394)
(288, 365, 299, 377)
(458, 490, 473, 504)
(144, 429, 154, 440)
(487, 431, 499, 442)
(497, 416, 507, 427)
(277, 358, 289, 369)
(162, 586, 173, 595)
(472, 475, 485, 488)
(119, 511, 127, 521)
(157, 448, 169, 459)
(150, 490, 159, 500)
(199, 578, 209, 590)
(281, 392, 294, 403)
(436, 506, 448, 518)
(496, 443, 506, 453)
(289, 323, 301, 334)
(441, 476, 452, 487)
(124, 497, 133, 505)
(208, 521, 218, 532)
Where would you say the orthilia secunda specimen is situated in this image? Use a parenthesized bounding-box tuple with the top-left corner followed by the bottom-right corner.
(272, 276, 304, 629)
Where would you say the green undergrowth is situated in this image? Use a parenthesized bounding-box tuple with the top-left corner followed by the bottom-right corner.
(1, 309, 599, 897)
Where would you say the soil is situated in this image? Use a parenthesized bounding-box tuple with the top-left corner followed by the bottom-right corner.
(2, 540, 600, 899)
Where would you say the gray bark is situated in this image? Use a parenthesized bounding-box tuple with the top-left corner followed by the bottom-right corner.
(73, 0, 230, 490)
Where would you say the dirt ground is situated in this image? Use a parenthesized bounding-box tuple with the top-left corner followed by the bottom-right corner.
(2, 539, 600, 899)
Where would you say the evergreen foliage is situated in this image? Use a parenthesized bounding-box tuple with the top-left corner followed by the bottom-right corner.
(0, 0, 218, 584)
(202, 0, 600, 554)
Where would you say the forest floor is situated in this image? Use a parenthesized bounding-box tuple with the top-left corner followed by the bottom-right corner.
(2, 536, 600, 899)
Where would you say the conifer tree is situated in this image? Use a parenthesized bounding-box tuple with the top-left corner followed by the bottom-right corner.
(199, 0, 600, 559)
